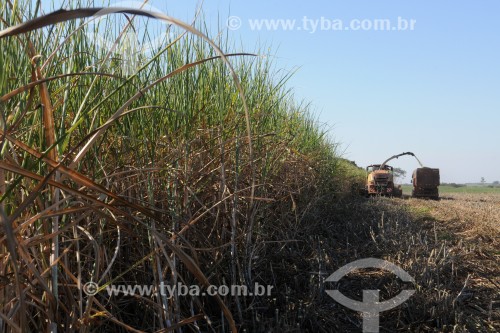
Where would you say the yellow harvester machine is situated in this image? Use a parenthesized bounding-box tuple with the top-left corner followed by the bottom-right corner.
(361, 152, 416, 197)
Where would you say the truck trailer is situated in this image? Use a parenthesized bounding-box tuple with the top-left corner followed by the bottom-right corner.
(412, 167, 440, 200)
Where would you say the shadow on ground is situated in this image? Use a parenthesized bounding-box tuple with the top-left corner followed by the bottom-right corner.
(248, 195, 499, 332)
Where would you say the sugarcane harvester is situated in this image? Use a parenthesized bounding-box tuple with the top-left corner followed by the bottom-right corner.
(361, 152, 416, 197)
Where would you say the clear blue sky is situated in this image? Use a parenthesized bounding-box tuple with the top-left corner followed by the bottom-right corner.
(44, 0, 500, 183)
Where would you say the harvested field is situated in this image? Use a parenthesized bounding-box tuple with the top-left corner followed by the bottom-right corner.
(402, 194, 500, 332)
(414, 193, 500, 233)
(265, 193, 500, 332)
(306, 194, 500, 332)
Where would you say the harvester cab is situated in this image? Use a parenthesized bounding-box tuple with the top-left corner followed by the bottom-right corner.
(364, 164, 400, 197)
(362, 152, 416, 197)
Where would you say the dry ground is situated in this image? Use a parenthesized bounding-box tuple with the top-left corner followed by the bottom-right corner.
(402, 193, 500, 331)
(261, 193, 500, 332)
